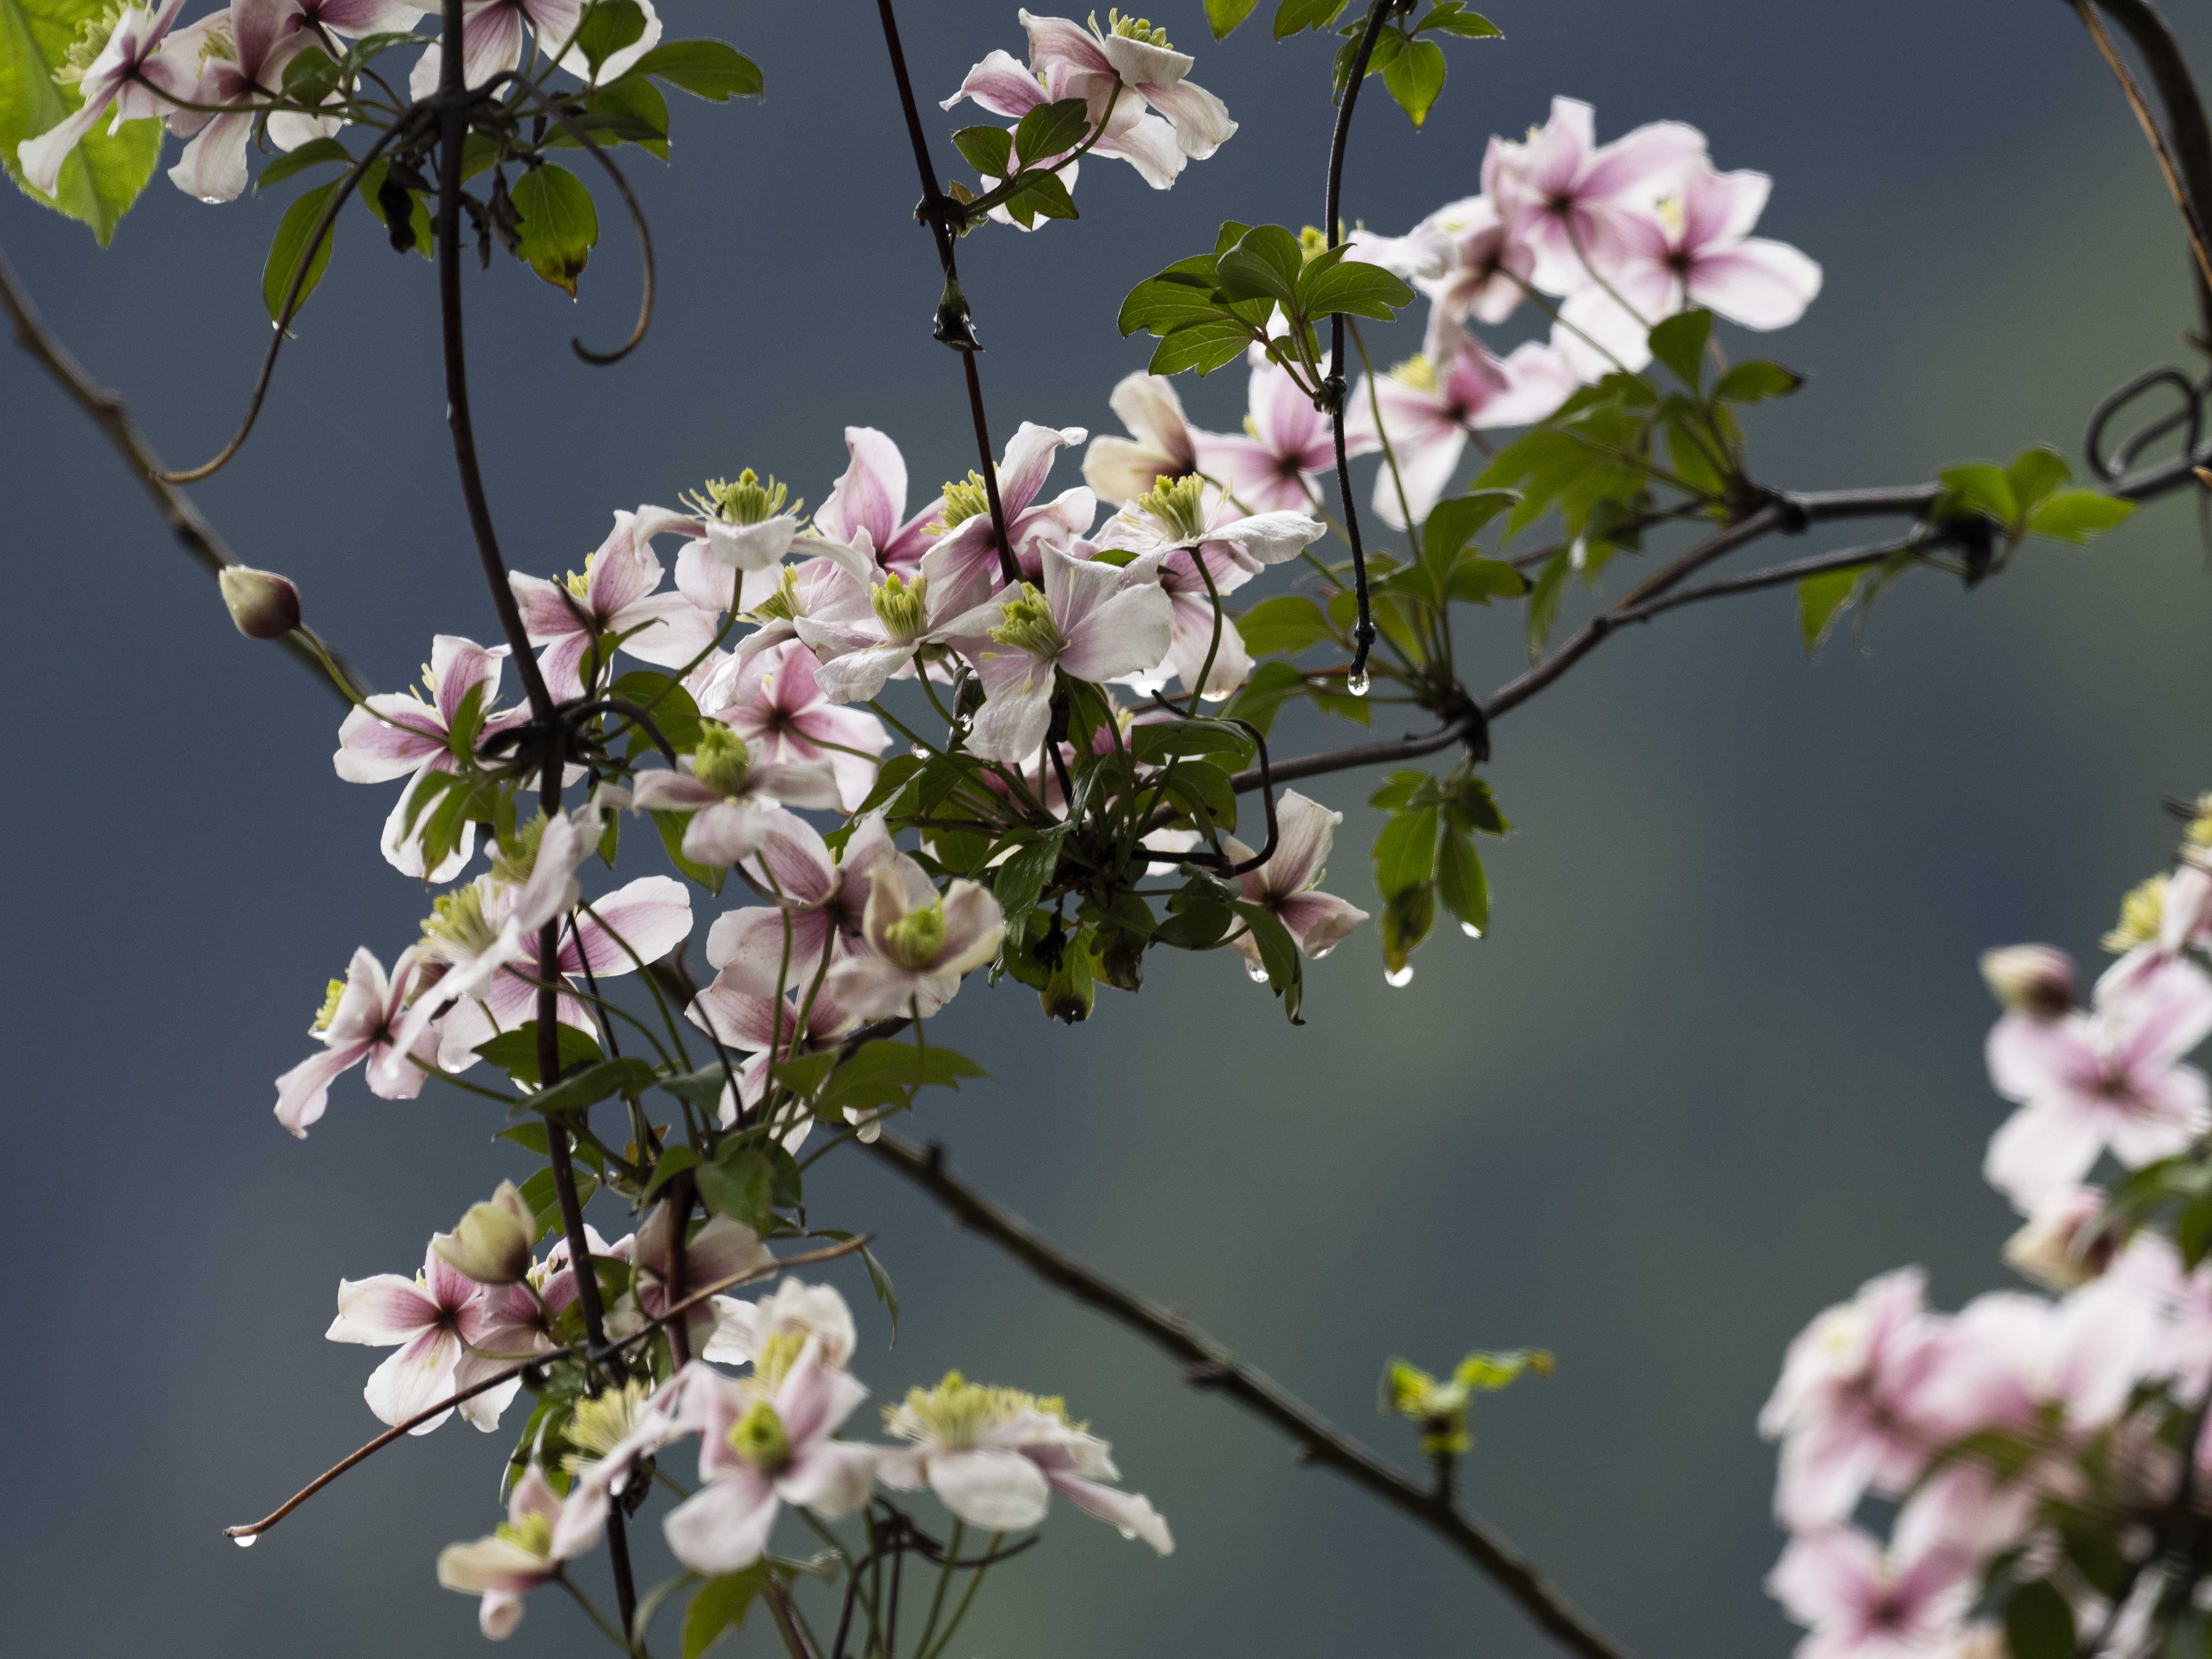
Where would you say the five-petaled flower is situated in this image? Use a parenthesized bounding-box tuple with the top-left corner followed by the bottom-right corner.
(1221, 791, 1371, 971)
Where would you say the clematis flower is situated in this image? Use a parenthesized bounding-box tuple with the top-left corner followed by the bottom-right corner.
(812, 428, 947, 577)
(1758, 1267, 1957, 1528)
(1124, 542, 1256, 701)
(281, 0, 426, 42)
(1019, 9, 1234, 163)
(273, 946, 440, 1137)
(333, 634, 519, 881)
(1353, 195, 1536, 335)
(1918, 1283, 2158, 1444)
(1091, 471, 1325, 577)
(1083, 373, 1205, 506)
(635, 470, 817, 617)
(822, 862, 1005, 1021)
(1220, 791, 1370, 969)
(878, 1371, 1173, 1554)
(943, 543, 1171, 764)
(627, 725, 842, 867)
(435, 1465, 579, 1641)
(692, 972, 862, 1140)
(508, 512, 719, 702)
(326, 1246, 523, 1433)
(434, 874, 695, 1071)
(711, 544, 876, 665)
(792, 565, 969, 706)
(660, 1350, 878, 1574)
(1194, 356, 1337, 516)
(1348, 319, 1577, 527)
(940, 45, 1185, 202)
(408, 0, 580, 96)
(1552, 161, 1823, 378)
(1483, 96, 1707, 296)
(917, 423, 1097, 617)
(17, 0, 192, 197)
(707, 1279, 858, 1375)
(626, 1203, 772, 1357)
(1766, 1525, 1973, 1659)
(699, 811, 898, 987)
(693, 640, 890, 813)
(1982, 955, 2212, 1214)
(160, 0, 331, 205)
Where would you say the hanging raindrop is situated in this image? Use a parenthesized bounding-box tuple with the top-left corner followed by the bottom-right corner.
(1385, 964, 1414, 987)
(231, 1532, 259, 1549)
(1246, 963, 1270, 984)
(910, 743, 931, 759)
(1461, 923, 1484, 939)
(1347, 669, 1371, 697)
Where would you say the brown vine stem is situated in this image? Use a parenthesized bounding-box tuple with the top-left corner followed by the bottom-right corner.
(863, 1132, 1629, 1659)
(2078, 0, 2212, 333)
(2073, 0, 2212, 296)
(222, 1234, 871, 1543)
(0, 245, 369, 704)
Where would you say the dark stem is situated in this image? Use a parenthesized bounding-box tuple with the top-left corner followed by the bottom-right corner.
(864, 1132, 1628, 1659)
(2085, 0, 2212, 335)
(1323, 0, 1402, 683)
(871, 0, 1021, 588)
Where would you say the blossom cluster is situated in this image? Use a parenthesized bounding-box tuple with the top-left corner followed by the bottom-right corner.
(1763, 814, 2212, 1659)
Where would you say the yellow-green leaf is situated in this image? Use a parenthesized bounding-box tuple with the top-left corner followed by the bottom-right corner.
(511, 163, 598, 296)
(0, 0, 163, 244)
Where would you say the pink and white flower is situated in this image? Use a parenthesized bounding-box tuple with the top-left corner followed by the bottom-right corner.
(1353, 195, 1536, 335)
(326, 1246, 524, 1433)
(434, 1466, 580, 1640)
(1221, 791, 1370, 969)
(159, 0, 328, 204)
(273, 946, 440, 1138)
(1767, 1524, 1973, 1659)
(700, 811, 898, 988)
(693, 640, 889, 813)
(627, 726, 842, 867)
(1483, 96, 1707, 296)
(1018, 9, 1234, 164)
(812, 428, 947, 578)
(625, 1204, 772, 1357)
(1194, 357, 1338, 517)
(707, 1279, 858, 1375)
(919, 422, 1098, 617)
(508, 512, 719, 702)
(940, 46, 1186, 204)
(408, 0, 580, 96)
(821, 862, 1005, 1021)
(17, 0, 192, 197)
(1082, 373, 1205, 507)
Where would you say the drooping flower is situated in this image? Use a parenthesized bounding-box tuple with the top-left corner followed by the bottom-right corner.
(1982, 955, 2212, 1214)
(1766, 1525, 1973, 1659)
(159, 0, 332, 204)
(1194, 357, 1337, 516)
(332, 634, 519, 880)
(627, 724, 843, 867)
(625, 1203, 772, 1357)
(878, 1371, 1173, 1554)
(1082, 373, 1205, 506)
(812, 428, 946, 578)
(699, 812, 897, 989)
(940, 43, 1187, 205)
(407, 0, 581, 96)
(1019, 9, 1234, 164)
(508, 512, 720, 702)
(943, 542, 1172, 764)
(1220, 791, 1370, 969)
(693, 640, 889, 813)
(660, 1350, 878, 1574)
(16, 0, 192, 197)
(707, 1279, 858, 1377)
(273, 946, 440, 1138)
(326, 1246, 524, 1433)
(822, 862, 1006, 1021)
(435, 1466, 580, 1641)
(917, 423, 1097, 617)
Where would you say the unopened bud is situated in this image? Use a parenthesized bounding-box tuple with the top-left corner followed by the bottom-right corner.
(218, 565, 301, 639)
(1979, 944, 2075, 1022)
(431, 1180, 536, 1284)
(1040, 933, 1095, 1024)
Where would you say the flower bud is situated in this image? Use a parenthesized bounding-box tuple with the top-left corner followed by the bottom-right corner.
(2002, 1186, 2112, 1292)
(431, 1180, 536, 1285)
(1040, 934, 1095, 1024)
(1978, 944, 2075, 1022)
(218, 565, 302, 639)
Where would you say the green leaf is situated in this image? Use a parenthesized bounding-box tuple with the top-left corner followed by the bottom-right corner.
(1436, 829, 1488, 934)
(952, 124, 1014, 179)
(1525, 551, 1570, 662)
(1452, 1347, 1551, 1390)
(528, 1056, 660, 1119)
(1382, 37, 1446, 126)
(475, 1022, 606, 1086)
(1214, 224, 1305, 309)
(1646, 309, 1712, 388)
(568, 0, 646, 74)
(1368, 770, 1435, 812)
(255, 137, 353, 195)
(1422, 490, 1516, 566)
(1275, 0, 1350, 35)
(1711, 360, 1802, 404)
(1130, 719, 1256, 768)
(1231, 900, 1304, 1023)
(582, 76, 670, 160)
(698, 1150, 774, 1234)
(1118, 271, 1227, 338)
(641, 1144, 700, 1201)
(2005, 445, 2071, 515)
(520, 1165, 599, 1241)
(1207, 0, 1261, 35)
(263, 183, 341, 323)
(1224, 659, 1306, 736)
(281, 44, 341, 103)
(992, 832, 1067, 935)
(1, 0, 163, 243)
(632, 39, 762, 101)
(1237, 594, 1336, 655)
(1444, 774, 1509, 835)
(1936, 462, 2017, 525)
(1445, 555, 1529, 604)
(511, 163, 599, 296)
(682, 1568, 765, 1659)
(1012, 96, 1089, 165)
(610, 670, 705, 754)
(1150, 318, 1256, 378)
(358, 156, 432, 257)
(1297, 254, 1416, 322)
(1379, 882, 1435, 974)
(2003, 1581, 2075, 1659)
(1004, 166, 1078, 227)
(1416, 3, 1502, 37)
(1373, 806, 1440, 898)
(1797, 566, 1858, 656)
(2026, 489, 2136, 543)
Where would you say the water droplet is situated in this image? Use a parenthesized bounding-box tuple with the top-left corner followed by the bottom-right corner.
(1385, 964, 1414, 988)
(231, 1531, 259, 1549)
(1460, 923, 1484, 940)
(1246, 963, 1270, 983)
(1347, 669, 1371, 697)
(910, 743, 931, 759)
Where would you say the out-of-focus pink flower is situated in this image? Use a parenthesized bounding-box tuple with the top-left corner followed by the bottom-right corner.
(1484, 96, 1706, 296)
(17, 0, 193, 197)
(1767, 1525, 1973, 1659)
(1196, 357, 1338, 516)
(326, 1246, 523, 1434)
(435, 1465, 580, 1640)
(1083, 374, 1205, 506)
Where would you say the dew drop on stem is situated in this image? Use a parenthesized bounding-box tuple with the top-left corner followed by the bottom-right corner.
(1385, 965, 1413, 987)
(1461, 923, 1484, 939)
(1347, 669, 1371, 697)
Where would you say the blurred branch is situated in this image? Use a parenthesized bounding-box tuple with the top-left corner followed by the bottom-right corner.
(0, 244, 369, 702)
(864, 1131, 1630, 1659)
(2077, 0, 2212, 331)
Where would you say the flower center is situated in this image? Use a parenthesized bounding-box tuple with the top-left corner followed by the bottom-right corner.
(2104, 873, 2168, 953)
(692, 723, 752, 798)
(871, 572, 929, 643)
(755, 1328, 808, 1387)
(562, 1379, 653, 1474)
(883, 900, 948, 970)
(988, 584, 1064, 660)
(1136, 473, 1208, 543)
(1655, 193, 1687, 240)
(1099, 8, 1168, 46)
(749, 565, 803, 623)
(494, 1511, 554, 1560)
(888, 1371, 1073, 1448)
(728, 1398, 790, 1470)
(933, 471, 994, 534)
(52, 3, 125, 84)
(489, 813, 549, 888)
(684, 469, 799, 527)
(311, 976, 348, 1034)
(1389, 355, 1439, 393)
(421, 884, 500, 958)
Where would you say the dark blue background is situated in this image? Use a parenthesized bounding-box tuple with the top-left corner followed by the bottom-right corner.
(7, 1, 2212, 1654)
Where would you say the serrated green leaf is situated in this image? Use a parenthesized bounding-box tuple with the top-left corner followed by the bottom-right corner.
(1275, 0, 1349, 35)
(1012, 96, 1088, 165)
(263, 182, 340, 322)
(1298, 254, 1415, 322)
(511, 163, 598, 296)
(632, 39, 761, 100)
(527, 1056, 659, 1118)
(1373, 806, 1440, 898)
(1004, 165, 1078, 226)
(1525, 551, 1570, 661)
(1436, 829, 1487, 932)
(682, 1568, 765, 1659)
(2005, 445, 2071, 515)
(1711, 359, 1802, 404)
(1214, 224, 1305, 308)
(476, 1022, 606, 1086)
(1445, 554, 1528, 603)
(1936, 462, 2017, 525)
(1, 0, 163, 243)
(1417, 3, 1502, 37)
(1150, 317, 1256, 378)
(568, 0, 645, 74)
(992, 832, 1067, 936)
(581, 75, 670, 160)
(698, 1149, 774, 1233)
(254, 137, 353, 195)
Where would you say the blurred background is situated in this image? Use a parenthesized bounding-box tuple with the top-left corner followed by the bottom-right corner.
(7, 0, 2212, 1653)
